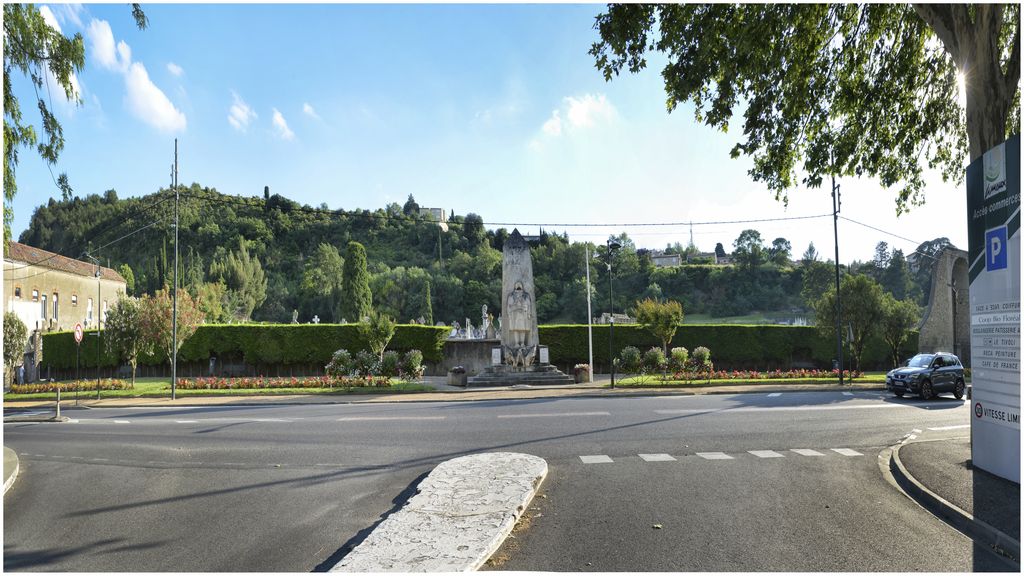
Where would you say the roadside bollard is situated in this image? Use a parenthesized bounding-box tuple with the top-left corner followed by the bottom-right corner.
(56, 388, 61, 419)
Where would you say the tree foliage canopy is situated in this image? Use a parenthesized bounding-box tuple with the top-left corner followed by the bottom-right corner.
(591, 3, 1020, 214)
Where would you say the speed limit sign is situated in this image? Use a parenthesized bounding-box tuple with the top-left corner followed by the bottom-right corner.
(74, 323, 84, 344)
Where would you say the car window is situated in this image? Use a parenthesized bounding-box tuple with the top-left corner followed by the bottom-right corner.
(908, 354, 933, 368)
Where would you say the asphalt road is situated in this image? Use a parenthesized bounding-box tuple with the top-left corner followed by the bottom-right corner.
(3, 390, 1004, 571)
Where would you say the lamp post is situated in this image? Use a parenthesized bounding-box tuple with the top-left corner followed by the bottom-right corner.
(606, 239, 622, 388)
(84, 253, 102, 399)
(948, 280, 959, 357)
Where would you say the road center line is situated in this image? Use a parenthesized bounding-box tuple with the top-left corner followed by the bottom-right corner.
(497, 412, 610, 419)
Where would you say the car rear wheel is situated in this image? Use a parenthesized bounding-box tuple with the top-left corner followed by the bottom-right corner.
(954, 379, 965, 400)
(920, 380, 934, 400)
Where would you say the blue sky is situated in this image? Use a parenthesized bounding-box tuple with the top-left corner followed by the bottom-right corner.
(11, 3, 969, 264)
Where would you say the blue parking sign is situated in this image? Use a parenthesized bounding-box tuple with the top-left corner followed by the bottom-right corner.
(986, 226, 1008, 271)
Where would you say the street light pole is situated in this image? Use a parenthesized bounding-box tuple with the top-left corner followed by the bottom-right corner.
(606, 239, 622, 388)
(949, 280, 959, 357)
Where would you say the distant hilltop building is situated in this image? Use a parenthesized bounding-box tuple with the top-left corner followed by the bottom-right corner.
(419, 207, 448, 232)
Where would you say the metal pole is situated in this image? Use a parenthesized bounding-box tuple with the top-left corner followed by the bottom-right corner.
(76, 342, 80, 405)
(609, 259, 615, 389)
(832, 173, 844, 385)
(172, 139, 179, 400)
(585, 245, 594, 383)
(95, 262, 101, 399)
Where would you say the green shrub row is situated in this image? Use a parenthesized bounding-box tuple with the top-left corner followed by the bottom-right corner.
(539, 324, 918, 371)
(40, 324, 449, 370)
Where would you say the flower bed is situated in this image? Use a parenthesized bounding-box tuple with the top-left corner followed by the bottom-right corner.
(177, 375, 392, 390)
(671, 368, 864, 381)
(9, 378, 134, 394)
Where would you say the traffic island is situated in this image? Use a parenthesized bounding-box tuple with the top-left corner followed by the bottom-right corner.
(330, 452, 547, 572)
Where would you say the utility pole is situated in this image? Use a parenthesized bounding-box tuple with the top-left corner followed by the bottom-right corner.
(172, 139, 179, 400)
(832, 172, 844, 386)
(585, 245, 594, 383)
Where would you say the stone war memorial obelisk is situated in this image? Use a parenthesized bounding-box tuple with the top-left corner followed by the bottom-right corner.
(468, 229, 573, 386)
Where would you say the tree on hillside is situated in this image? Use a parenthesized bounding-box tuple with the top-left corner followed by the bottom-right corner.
(814, 274, 885, 371)
(118, 263, 135, 296)
(209, 239, 267, 322)
(880, 294, 922, 369)
(768, 237, 792, 266)
(912, 237, 954, 305)
(300, 242, 344, 321)
(3, 312, 27, 388)
(138, 288, 204, 365)
(714, 242, 727, 260)
(105, 296, 141, 385)
(402, 194, 420, 216)
(422, 280, 434, 325)
(591, 4, 1020, 213)
(732, 229, 765, 270)
(3, 4, 148, 246)
(882, 249, 920, 302)
(801, 242, 820, 266)
(634, 298, 685, 354)
(341, 241, 372, 322)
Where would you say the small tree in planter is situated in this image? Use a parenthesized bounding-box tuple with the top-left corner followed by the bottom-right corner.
(105, 296, 142, 385)
(634, 298, 684, 355)
(574, 363, 591, 383)
(359, 310, 396, 361)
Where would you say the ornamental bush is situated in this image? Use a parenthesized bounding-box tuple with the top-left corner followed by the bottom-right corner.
(353, 350, 378, 377)
(400, 350, 424, 380)
(325, 349, 353, 377)
(642, 347, 667, 374)
(380, 350, 401, 378)
(668, 347, 689, 372)
(618, 346, 643, 374)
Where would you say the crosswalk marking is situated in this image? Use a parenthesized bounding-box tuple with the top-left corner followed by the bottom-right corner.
(790, 449, 825, 456)
(579, 455, 614, 464)
(638, 453, 676, 462)
(830, 448, 862, 456)
(748, 450, 784, 458)
(696, 452, 733, 460)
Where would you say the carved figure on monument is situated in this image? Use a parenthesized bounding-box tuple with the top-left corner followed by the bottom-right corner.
(507, 282, 533, 348)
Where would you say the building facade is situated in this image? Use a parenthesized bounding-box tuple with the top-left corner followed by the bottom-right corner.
(4, 242, 127, 333)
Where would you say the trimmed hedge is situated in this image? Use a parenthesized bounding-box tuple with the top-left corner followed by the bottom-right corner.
(539, 324, 918, 371)
(40, 323, 915, 372)
(41, 324, 448, 370)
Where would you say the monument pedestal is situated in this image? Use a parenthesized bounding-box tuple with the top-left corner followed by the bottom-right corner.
(466, 363, 574, 387)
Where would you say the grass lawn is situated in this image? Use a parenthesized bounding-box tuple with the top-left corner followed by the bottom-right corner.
(3, 376, 434, 401)
(616, 372, 887, 387)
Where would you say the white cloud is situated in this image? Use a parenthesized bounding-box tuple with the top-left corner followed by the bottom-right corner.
(167, 62, 184, 77)
(302, 102, 320, 120)
(542, 111, 562, 136)
(86, 19, 122, 71)
(124, 62, 186, 133)
(228, 92, 256, 132)
(272, 108, 295, 140)
(537, 93, 617, 140)
(87, 18, 185, 133)
(58, 4, 85, 29)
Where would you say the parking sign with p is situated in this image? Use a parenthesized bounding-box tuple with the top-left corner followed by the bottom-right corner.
(986, 226, 1008, 271)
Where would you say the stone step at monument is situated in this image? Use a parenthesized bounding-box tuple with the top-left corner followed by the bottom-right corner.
(467, 366, 575, 386)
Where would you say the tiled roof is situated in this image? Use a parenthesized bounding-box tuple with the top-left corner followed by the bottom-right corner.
(6, 242, 127, 283)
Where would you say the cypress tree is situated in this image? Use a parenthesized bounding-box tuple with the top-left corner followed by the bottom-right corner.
(341, 241, 372, 322)
(423, 280, 433, 325)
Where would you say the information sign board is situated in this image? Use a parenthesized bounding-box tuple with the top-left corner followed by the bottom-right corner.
(967, 135, 1020, 483)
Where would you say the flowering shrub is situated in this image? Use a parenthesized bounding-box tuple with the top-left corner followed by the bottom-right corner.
(671, 368, 864, 381)
(668, 347, 689, 372)
(642, 347, 667, 373)
(400, 350, 424, 380)
(9, 378, 134, 394)
(380, 350, 401, 378)
(325, 349, 354, 377)
(618, 346, 643, 374)
(353, 350, 379, 377)
(178, 375, 391, 390)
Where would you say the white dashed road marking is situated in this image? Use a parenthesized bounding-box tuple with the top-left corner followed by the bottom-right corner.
(767, 393, 782, 397)
(790, 449, 825, 456)
(696, 452, 733, 460)
(497, 412, 610, 419)
(928, 424, 970, 431)
(842, 392, 854, 396)
(748, 450, 784, 458)
(175, 420, 198, 424)
(580, 455, 614, 464)
(113, 420, 130, 424)
(638, 453, 677, 462)
(336, 416, 446, 422)
(831, 448, 863, 456)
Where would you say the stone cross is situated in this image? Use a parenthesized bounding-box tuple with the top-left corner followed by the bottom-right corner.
(311, 315, 320, 324)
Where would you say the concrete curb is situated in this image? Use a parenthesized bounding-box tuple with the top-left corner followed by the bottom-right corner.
(4, 446, 20, 496)
(330, 452, 547, 572)
(889, 439, 1020, 562)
